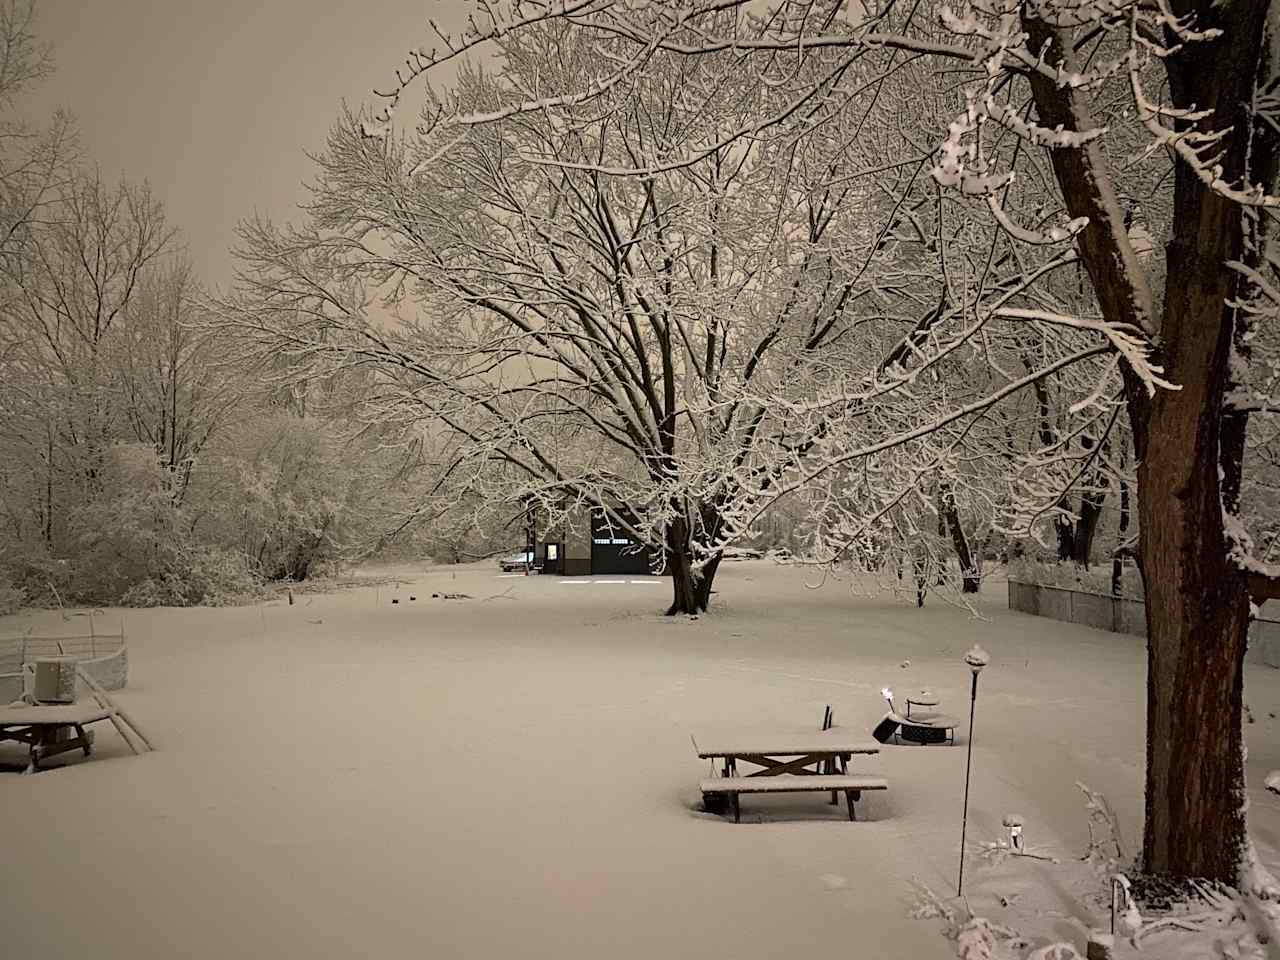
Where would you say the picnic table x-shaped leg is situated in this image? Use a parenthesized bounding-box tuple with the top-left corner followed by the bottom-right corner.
(725, 753, 850, 777)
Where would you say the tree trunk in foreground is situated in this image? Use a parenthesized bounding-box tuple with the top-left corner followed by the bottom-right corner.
(1025, 0, 1275, 881)
(1136, 279, 1252, 879)
(1134, 0, 1274, 881)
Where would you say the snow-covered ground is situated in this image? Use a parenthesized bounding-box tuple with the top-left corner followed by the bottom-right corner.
(3, 560, 1280, 959)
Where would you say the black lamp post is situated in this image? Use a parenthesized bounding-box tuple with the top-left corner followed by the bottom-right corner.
(957, 644, 990, 897)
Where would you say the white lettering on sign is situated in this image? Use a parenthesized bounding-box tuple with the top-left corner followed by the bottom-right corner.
(592, 537, 632, 545)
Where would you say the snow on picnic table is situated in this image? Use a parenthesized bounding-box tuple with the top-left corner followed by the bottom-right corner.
(2, 561, 1280, 959)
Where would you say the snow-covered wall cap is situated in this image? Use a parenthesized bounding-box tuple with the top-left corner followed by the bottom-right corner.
(1002, 813, 1024, 827)
(964, 645, 990, 672)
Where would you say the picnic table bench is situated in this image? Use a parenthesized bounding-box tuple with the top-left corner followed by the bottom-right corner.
(692, 733, 887, 822)
(0, 701, 115, 773)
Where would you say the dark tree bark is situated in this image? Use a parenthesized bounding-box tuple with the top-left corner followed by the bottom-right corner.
(667, 530, 699, 615)
(911, 550, 926, 607)
(694, 552, 722, 611)
(664, 511, 723, 615)
(1069, 437, 1108, 569)
(1070, 491, 1104, 569)
(1024, 0, 1277, 881)
(941, 483, 980, 593)
(1111, 446, 1131, 599)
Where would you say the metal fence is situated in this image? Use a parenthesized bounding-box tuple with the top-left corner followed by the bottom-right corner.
(1007, 580, 1280, 669)
(0, 631, 129, 701)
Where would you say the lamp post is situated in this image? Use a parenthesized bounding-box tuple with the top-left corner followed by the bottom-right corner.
(957, 644, 990, 897)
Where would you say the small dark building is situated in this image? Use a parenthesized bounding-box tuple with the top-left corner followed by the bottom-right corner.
(589, 507, 653, 576)
(528, 502, 661, 576)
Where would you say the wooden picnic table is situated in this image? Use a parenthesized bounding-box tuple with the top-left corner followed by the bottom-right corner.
(691, 732, 887, 822)
(0, 701, 116, 773)
(692, 733, 880, 775)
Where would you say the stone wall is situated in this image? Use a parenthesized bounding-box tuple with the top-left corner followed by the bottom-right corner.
(1008, 580, 1280, 668)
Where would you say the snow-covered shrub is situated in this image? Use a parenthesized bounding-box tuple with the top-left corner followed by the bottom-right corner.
(0, 535, 75, 608)
(0, 574, 23, 614)
(51, 444, 261, 606)
(61, 445, 191, 603)
(190, 414, 356, 582)
(120, 547, 259, 607)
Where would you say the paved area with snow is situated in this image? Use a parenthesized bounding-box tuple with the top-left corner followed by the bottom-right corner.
(3, 560, 1280, 958)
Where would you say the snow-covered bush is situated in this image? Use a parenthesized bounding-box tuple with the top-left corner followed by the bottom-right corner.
(189, 414, 358, 582)
(120, 547, 259, 607)
(49, 444, 260, 606)
(0, 539, 70, 609)
(0, 574, 23, 614)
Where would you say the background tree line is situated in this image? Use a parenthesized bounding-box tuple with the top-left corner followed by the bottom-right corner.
(0, 0, 412, 610)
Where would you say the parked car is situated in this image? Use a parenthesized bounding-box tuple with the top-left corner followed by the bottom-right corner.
(498, 551, 536, 572)
(720, 546, 764, 561)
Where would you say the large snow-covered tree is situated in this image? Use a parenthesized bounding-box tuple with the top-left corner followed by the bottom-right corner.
(358, 0, 1280, 885)
(0, 168, 173, 542)
(214, 22, 972, 614)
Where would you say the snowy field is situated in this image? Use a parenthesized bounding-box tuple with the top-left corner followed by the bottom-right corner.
(3, 559, 1280, 959)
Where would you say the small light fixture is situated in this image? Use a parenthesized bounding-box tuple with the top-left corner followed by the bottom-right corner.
(881, 687, 895, 713)
(1003, 813, 1024, 854)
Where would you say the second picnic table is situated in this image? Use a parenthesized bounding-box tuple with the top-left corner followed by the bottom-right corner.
(0, 701, 116, 773)
(691, 732, 888, 822)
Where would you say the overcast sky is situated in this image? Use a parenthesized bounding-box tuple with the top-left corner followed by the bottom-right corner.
(21, 1, 472, 286)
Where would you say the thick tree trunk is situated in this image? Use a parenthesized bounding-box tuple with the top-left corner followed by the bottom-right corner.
(666, 540, 723, 615)
(941, 484, 980, 593)
(1024, 0, 1274, 881)
(666, 548, 722, 614)
(665, 516, 703, 615)
(667, 544, 699, 615)
(1137, 408, 1250, 881)
(664, 500, 727, 615)
(1071, 491, 1104, 569)
(1135, 179, 1256, 879)
(1054, 520, 1075, 563)
(1133, 0, 1275, 881)
(694, 553, 722, 611)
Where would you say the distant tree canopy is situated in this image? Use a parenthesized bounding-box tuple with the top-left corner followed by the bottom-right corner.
(0, 1, 392, 606)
